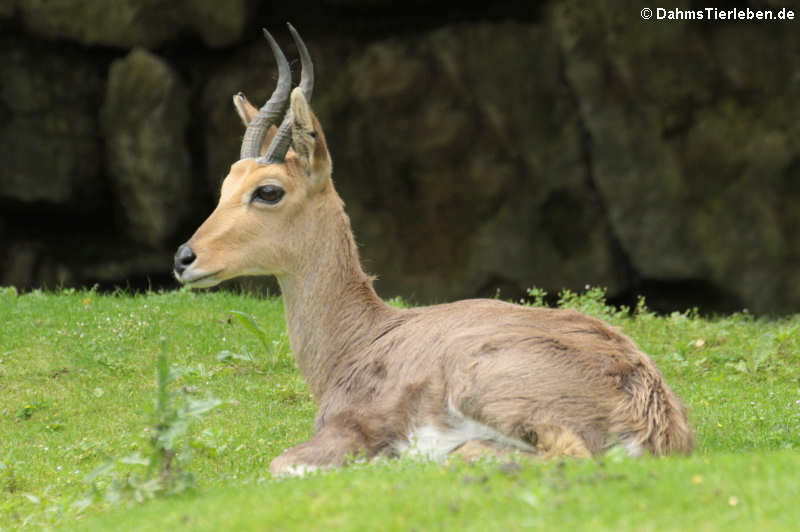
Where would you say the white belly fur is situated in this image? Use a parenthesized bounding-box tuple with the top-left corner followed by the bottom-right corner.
(395, 398, 536, 460)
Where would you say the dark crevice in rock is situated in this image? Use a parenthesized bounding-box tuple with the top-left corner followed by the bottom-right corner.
(538, 188, 595, 260)
(608, 278, 743, 316)
(1, 202, 109, 234)
(86, 272, 178, 293)
(554, 38, 638, 299)
(252, 2, 545, 45)
(476, 275, 526, 302)
(173, 57, 217, 245)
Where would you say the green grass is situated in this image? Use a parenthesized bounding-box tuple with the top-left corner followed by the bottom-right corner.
(0, 286, 799, 530)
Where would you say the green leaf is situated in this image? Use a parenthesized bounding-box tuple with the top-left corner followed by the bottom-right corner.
(183, 395, 223, 418)
(70, 497, 93, 513)
(230, 310, 270, 351)
(119, 452, 150, 466)
(84, 461, 115, 483)
(217, 350, 255, 363)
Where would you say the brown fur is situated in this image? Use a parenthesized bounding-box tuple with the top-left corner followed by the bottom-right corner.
(178, 87, 694, 476)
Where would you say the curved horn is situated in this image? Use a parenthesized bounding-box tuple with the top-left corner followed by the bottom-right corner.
(287, 22, 313, 103)
(239, 29, 291, 160)
(258, 25, 313, 164)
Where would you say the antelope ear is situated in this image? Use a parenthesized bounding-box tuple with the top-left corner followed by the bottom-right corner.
(232, 93, 259, 126)
(289, 87, 331, 189)
(233, 93, 278, 155)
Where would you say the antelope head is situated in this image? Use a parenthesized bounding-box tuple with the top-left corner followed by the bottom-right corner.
(174, 25, 333, 288)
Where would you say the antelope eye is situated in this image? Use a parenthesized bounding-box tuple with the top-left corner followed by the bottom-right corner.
(252, 184, 285, 205)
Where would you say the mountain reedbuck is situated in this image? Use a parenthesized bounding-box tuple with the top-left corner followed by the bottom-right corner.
(174, 25, 694, 475)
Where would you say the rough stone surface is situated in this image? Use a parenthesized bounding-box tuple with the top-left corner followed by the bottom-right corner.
(315, 22, 623, 301)
(10, 0, 249, 48)
(552, 0, 800, 313)
(101, 49, 191, 248)
(0, 36, 105, 208)
(0, 0, 13, 18)
(1, 3, 799, 314)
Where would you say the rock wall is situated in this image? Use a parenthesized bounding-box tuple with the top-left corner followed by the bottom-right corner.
(1, 1, 798, 314)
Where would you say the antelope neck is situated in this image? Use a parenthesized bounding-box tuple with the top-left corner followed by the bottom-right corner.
(276, 208, 392, 400)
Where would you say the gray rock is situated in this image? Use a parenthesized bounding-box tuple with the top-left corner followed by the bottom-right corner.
(0, 0, 13, 18)
(552, 1, 707, 279)
(0, 37, 105, 207)
(552, 0, 800, 313)
(316, 22, 623, 302)
(3, 7, 797, 314)
(201, 42, 277, 196)
(11, 0, 249, 48)
(101, 49, 191, 247)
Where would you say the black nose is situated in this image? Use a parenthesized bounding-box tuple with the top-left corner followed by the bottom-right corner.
(173, 244, 197, 275)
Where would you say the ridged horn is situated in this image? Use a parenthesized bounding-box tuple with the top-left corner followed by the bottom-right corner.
(258, 24, 314, 165)
(259, 113, 294, 165)
(239, 29, 291, 160)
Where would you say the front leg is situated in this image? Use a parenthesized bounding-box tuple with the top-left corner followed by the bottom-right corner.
(269, 421, 372, 477)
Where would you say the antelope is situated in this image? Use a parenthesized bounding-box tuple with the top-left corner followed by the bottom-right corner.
(174, 25, 694, 476)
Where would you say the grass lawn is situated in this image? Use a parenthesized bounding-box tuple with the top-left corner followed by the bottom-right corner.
(1, 286, 798, 530)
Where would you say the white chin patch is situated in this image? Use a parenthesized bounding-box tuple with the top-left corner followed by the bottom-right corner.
(186, 278, 221, 289)
(178, 270, 223, 288)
